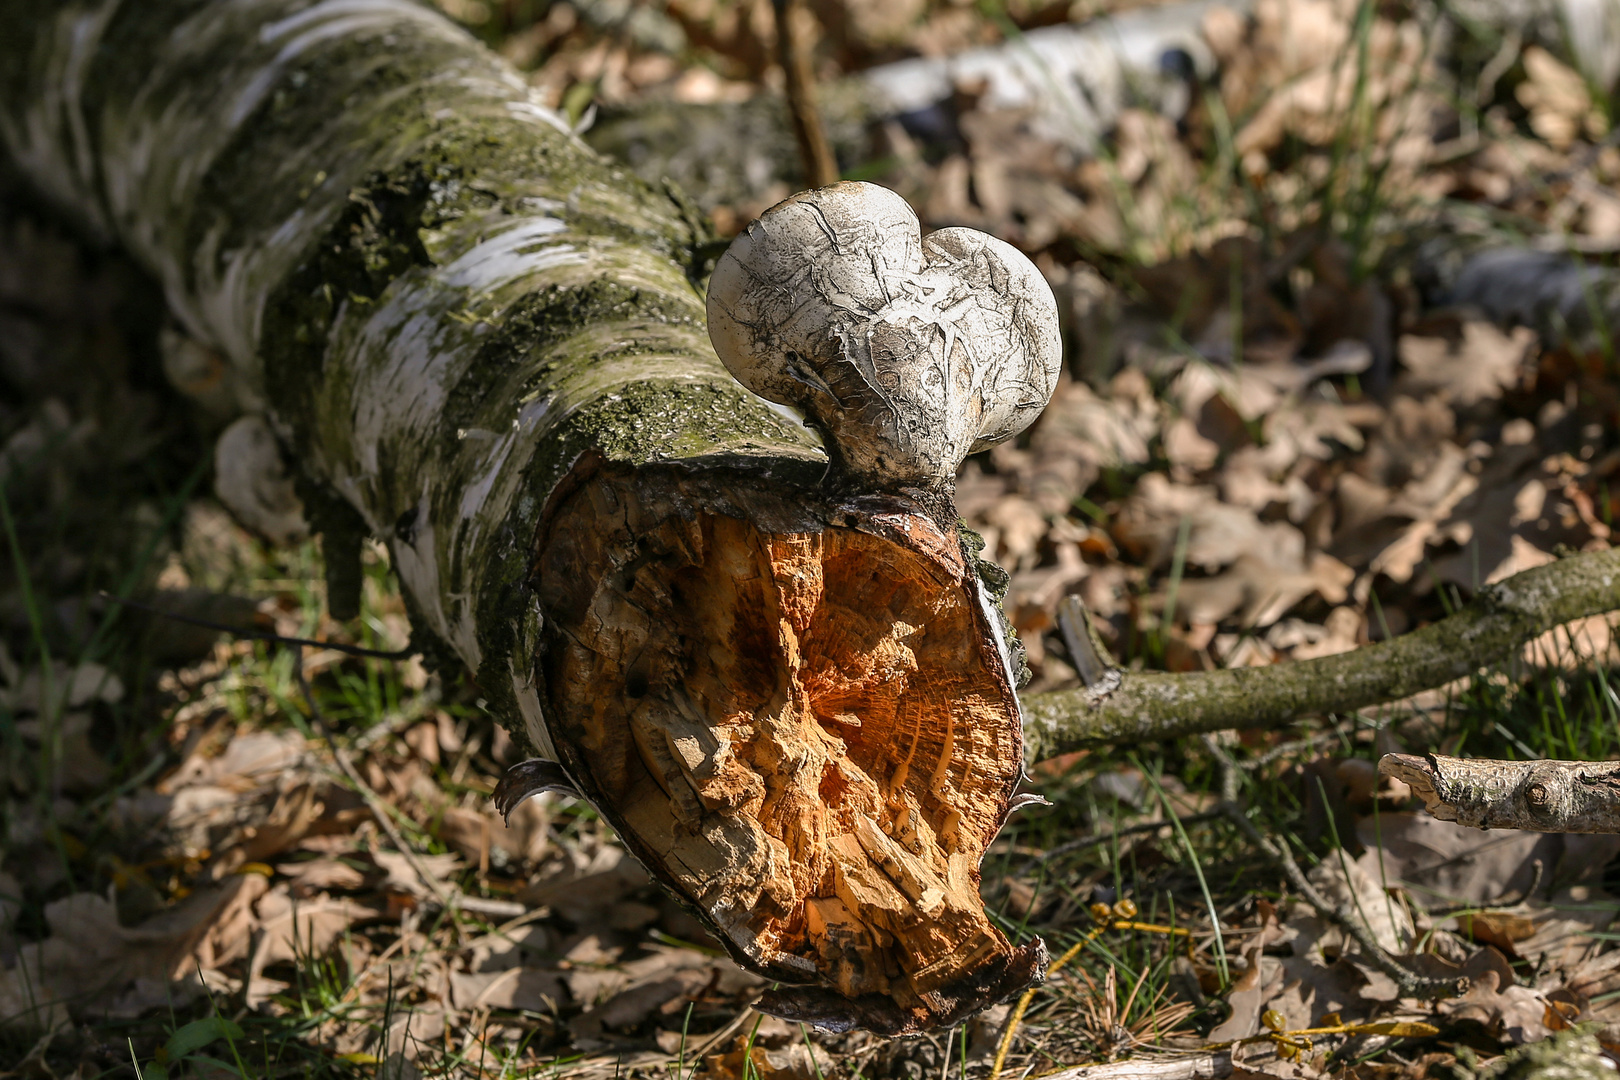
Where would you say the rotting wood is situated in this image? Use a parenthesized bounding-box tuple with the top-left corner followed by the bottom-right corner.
(1380, 753, 1620, 833)
(531, 462, 1046, 1034)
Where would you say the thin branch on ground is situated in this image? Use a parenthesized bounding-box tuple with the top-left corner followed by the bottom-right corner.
(1199, 735, 1464, 1000)
(1010, 810, 1226, 879)
(1028, 1052, 1234, 1079)
(291, 649, 458, 915)
(1022, 549, 1620, 758)
(1216, 803, 1466, 1000)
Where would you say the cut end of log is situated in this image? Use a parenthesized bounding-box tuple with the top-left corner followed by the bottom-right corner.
(534, 462, 1043, 1033)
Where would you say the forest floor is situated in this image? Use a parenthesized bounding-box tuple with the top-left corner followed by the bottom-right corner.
(3, 0, 1620, 1077)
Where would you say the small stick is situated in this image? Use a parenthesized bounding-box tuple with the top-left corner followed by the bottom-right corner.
(1058, 596, 1122, 693)
(1022, 549, 1620, 756)
(100, 591, 414, 660)
(1030, 1054, 1232, 1080)
(1380, 753, 1620, 833)
(1010, 810, 1225, 879)
(293, 654, 457, 914)
(1217, 803, 1466, 1000)
(771, 0, 839, 188)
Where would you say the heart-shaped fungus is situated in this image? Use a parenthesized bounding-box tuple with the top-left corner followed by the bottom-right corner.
(706, 182, 1062, 493)
(532, 464, 1046, 1034)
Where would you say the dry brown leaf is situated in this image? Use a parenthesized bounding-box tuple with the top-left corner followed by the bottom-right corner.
(1355, 813, 1555, 908)
(518, 842, 650, 926)
(1115, 473, 1308, 573)
(1026, 374, 1159, 515)
(213, 783, 324, 876)
(437, 801, 548, 869)
(250, 885, 381, 975)
(1517, 46, 1603, 149)
(0, 874, 266, 1028)
(372, 850, 461, 899)
(1172, 550, 1353, 629)
(1210, 902, 1288, 1042)
(1276, 607, 1363, 660)
(700, 1039, 822, 1080)
(278, 856, 368, 897)
(467, 924, 553, 972)
(449, 966, 566, 1012)
(1397, 323, 1535, 406)
(162, 729, 307, 793)
(1437, 968, 1554, 1044)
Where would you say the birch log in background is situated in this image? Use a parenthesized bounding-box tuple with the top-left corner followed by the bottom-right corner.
(0, 0, 1060, 1034)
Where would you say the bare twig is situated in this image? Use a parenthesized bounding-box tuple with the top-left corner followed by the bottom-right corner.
(292, 652, 457, 914)
(1380, 753, 1620, 832)
(1031, 1054, 1232, 1080)
(101, 591, 414, 659)
(1217, 803, 1466, 1000)
(772, 0, 839, 188)
(1022, 549, 1620, 758)
(1058, 595, 1121, 692)
(1011, 811, 1225, 880)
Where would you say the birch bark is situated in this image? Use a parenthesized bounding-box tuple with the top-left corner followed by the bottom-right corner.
(0, 0, 818, 755)
(0, 0, 1041, 1033)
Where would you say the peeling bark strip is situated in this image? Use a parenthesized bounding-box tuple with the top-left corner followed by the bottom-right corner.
(1020, 549, 1620, 758)
(1380, 753, 1620, 833)
(1, 1, 1051, 1033)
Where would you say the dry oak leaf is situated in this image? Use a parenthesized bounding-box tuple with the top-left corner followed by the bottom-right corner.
(1026, 374, 1158, 514)
(277, 856, 368, 897)
(250, 884, 382, 974)
(1517, 46, 1605, 149)
(1397, 323, 1535, 406)
(448, 966, 566, 1013)
(0, 874, 266, 1028)
(161, 728, 307, 793)
(1114, 472, 1307, 572)
(437, 801, 548, 867)
(1352, 814, 1560, 908)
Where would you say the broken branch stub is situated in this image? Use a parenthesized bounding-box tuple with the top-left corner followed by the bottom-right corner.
(1379, 753, 1620, 833)
(706, 181, 1063, 495)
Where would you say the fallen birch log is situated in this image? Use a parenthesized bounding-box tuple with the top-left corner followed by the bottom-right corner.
(8, 0, 1620, 1038)
(2, 0, 1058, 1035)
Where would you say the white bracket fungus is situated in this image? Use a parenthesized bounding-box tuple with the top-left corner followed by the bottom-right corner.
(707, 182, 1063, 493)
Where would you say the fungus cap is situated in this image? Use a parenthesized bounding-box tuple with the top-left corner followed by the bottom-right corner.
(707, 182, 1062, 492)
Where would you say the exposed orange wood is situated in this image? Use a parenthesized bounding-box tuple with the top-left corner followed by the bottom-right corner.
(536, 466, 1043, 1033)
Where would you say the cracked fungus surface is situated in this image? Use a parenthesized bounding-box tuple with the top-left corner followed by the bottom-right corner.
(537, 470, 1028, 1025)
